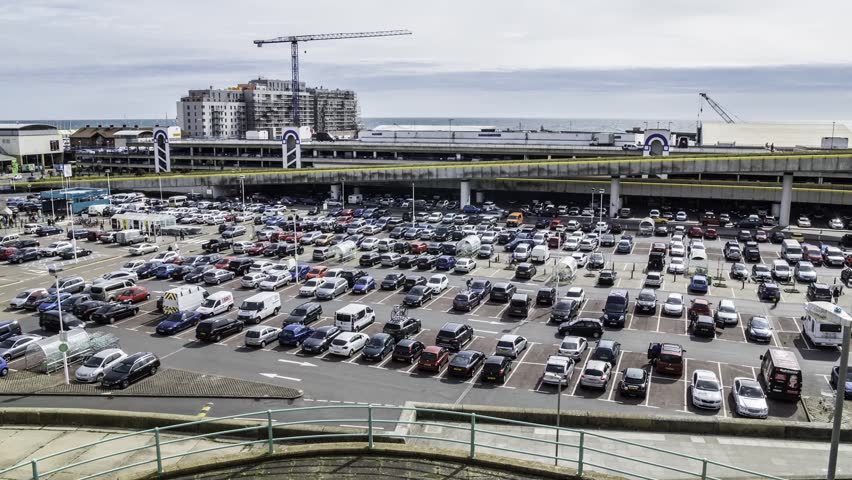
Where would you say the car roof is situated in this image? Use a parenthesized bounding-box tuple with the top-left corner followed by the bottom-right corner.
(499, 334, 521, 342)
(424, 345, 445, 353)
(585, 360, 608, 370)
(694, 369, 717, 380)
(624, 368, 645, 378)
(597, 340, 617, 349)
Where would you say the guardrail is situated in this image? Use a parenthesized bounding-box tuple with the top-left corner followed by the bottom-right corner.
(0, 405, 786, 480)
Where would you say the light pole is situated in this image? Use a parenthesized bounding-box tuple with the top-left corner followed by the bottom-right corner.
(589, 188, 595, 215)
(824, 303, 852, 480)
(555, 378, 565, 465)
(341, 179, 346, 209)
(598, 188, 605, 227)
(239, 175, 246, 210)
(411, 182, 416, 229)
(293, 213, 300, 285)
(50, 265, 70, 385)
(831, 121, 836, 150)
(158, 175, 163, 201)
(105, 169, 112, 208)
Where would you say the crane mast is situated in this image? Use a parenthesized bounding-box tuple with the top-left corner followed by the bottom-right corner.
(699, 92, 737, 124)
(254, 30, 412, 128)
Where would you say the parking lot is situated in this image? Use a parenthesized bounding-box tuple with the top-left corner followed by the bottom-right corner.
(1, 204, 849, 423)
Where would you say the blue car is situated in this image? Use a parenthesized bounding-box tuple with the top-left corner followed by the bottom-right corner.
(155, 310, 202, 335)
(155, 263, 179, 279)
(354, 208, 365, 218)
(435, 255, 457, 270)
(0, 356, 7, 376)
(688, 275, 709, 294)
(38, 293, 72, 313)
(352, 276, 376, 294)
(289, 264, 312, 282)
(278, 324, 315, 346)
(462, 204, 481, 214)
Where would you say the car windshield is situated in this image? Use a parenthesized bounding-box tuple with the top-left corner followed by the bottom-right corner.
(320, 281, 336, 289)
(0, 339, 15, 348)
(471, 281, 487, 289)
(545, 363, 565, 374)
(561, 341, 578, 350)
(751, 318, 769, 329)
(639, 293, 654, 301)
(799, 265, 814, 272)
(242, 301, 262, 311)
(584, 368, 603, 377)
(368, 337, 385, 347)
(624, 371, 645, 384)
(696, 379, 720, 391)
(667, 296, 682, 305)
(720, 305, 735, 313)
(119, 289, 135, 296)
(739, 384, 764, 398)
(83, 356, 105, 368)
(112, 362, 132, 374)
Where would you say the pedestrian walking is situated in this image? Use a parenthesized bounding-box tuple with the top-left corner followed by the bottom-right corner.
(833, 286, 841, 304)
(180, 230, 186, 241)
(466, 278, 472, 289)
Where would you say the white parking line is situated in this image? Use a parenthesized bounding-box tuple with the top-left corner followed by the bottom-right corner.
(606, 351, 625, 402)
(375, 290, 400, 305)
(571, 351, 592, 397)
(503, 343, 535, 386)
(422, 286, 456, 310)
(716, 361, 728, 418)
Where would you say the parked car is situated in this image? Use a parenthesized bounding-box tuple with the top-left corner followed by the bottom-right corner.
(100, 352, 161, 389)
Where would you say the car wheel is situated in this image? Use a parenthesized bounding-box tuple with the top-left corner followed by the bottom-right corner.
(95, 373, 104, 383)
(592, 331, 601, 339)
(215, 334, 222, 342)
(120, 380, 129, 389)
(109, 316, 116, 324)
(273, 307, 280, 316)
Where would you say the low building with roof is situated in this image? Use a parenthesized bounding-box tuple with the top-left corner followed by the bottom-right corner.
(70, 126, 125, 149)
(0, 123, 63, 173)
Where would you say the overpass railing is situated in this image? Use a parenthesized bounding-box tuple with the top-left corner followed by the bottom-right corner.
(0, 405, 786, 480)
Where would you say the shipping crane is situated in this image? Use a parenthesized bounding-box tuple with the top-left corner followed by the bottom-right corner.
(698, 92, 739, 124)
(253, 30, 412, 127)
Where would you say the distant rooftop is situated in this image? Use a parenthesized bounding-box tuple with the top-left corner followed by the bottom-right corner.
(0, 123, 58, 131)
(373, 124, 498, 132)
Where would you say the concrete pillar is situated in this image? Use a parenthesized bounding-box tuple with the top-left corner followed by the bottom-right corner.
(313, 150, 318, 157)
(475, 191, 485, 204)
(609, 177, 621, 218)
(330, 184, 341, 201)
(373, 151, 377, 159)
(460, 180, 471, 207)
(353, 187, 361, 195)
(393, 152, 398, 159)
(818, 177, 824, 185)
(353, 151, 358, 159)
(190, 147, 194, 155)
(779, 173, 793, 227)
(772, 203, 781, 218)
(333, 151, 337, 158)
(547, 155, 552, 160)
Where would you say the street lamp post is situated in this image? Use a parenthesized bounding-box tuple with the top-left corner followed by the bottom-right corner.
(293, 213, 300, 285)
(411, 182, 416, 229)
(555, 378, 565, 465)
(105, 170, 112, 208)
(239, 175, 246, 210)
(589, 188, 595, 216)
(598, 189, 605, 227)
(50, 265, 70, 385)
(158, 175, 163, 201)
(822, 303, 852, 480)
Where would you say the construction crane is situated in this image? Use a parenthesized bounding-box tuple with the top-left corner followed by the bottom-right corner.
(253, 30, 412, 127)
(698, 92, 739, 124)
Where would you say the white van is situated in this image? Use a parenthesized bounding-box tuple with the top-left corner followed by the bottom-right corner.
(771, 259, 792, 282)
(237, 292, 281, 324)
(161, 285, 209, 315)
(87, 205, 109, 216)
(802, 301, 844, 347)
(116, 229, 148, 246)
(781, 239, 803, 263)
(0, 233, 20, 244)
(24, 224, 40, 234)
(639, 217, 655, 236)
(530, 245, 550, 264)
(334, 304, 375, 332)
(196, 291, 235, 318)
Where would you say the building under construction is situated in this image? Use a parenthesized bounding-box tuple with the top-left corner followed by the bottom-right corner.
(177, 78, 359, 139)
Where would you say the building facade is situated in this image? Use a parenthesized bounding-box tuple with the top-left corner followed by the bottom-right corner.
(177, 78, 359, 139)
(0, 124, 63, 173)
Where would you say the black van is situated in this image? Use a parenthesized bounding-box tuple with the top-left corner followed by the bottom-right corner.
(285, 302, 323, 325)
(759, 348, 802, 401)
(0, 320, 22, 342)
(601, 290, 630, 328)
(196, 317, 245, 342)
(435, 322, 473, 351)
(228, 258, 254, 276)
(508, 293, 531, 317)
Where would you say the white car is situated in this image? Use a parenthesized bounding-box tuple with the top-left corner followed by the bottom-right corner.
(663, 293, 684, 316)
(823, 247, 846, 267)
(240, 272, 268, 289)
(570, 252, 589, 268)
(74, 348, 128, 383)
(579, 238, 597, 252)
(119, 260, 146, 273)
(427, 274, 449, 294)
(129, 243, 158, 256)
(329, 332, 369, 357)
(645, 271, 663, 288)
(95, 270, 137, 284)
(513, 244, 531, 261)
(579, 360, 611, 389)
(495, 334, 528, 358)
(359, 238, 379, 251)
(454, 258, 477, 273)
(669, 242, 685, 257)
(649, 209, 661, 219)
(667, 257, 685, 274)
(565, 220, 580, 231)
(151, 251, 178, 263)
(362, 224, 383, 235)
(829, 218, 845, 230)
(731, 377, 769, 419)
(563, 237, 581, 251)
(250, 260, 276, 274)
(299, 278, 322, 297)
(594, 222, 608, 233)
(557, 336, 588, 360)
(690, 243, 707, 260)
(232, 241, 255, 254)
(675, 211, 688, 221)
(541, 355, 576, 386)
(564, 287, 586, 307)
(258, 273, 290, 291)
(715, 299, 738, 326)
(244, 325, 281, 348)
(40, 241, 72, 257)
(797, 216, 812, 228)
(427, 212, 443, 223)
(691, 370, 723, 410)
(299, 231, 322, 245)
(481, 232, 496, 244)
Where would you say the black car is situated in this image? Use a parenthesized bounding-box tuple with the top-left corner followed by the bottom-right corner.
(757, 282, 781, 302)
(448, 350, 485, 377)
(301, 325, 342, 353)
(481, 355, 513, 383)
(195, 316, 245, 342)
(404, 285, 434, 307)
(67, 228, 89, 240)
(403, 275, 427, 292)
(770, 231, 786, 244)
(393, 242, 410, 254)
(381, 273, 406, 290)
(806, 282, 832, 301)
(170, 264, 196, 280)
(469, 279, 493, 300)
(744, 244, 761, 262)
(435, 322, 474, 351)
(185, 265, 216, 283)
(398, 254, 418, 268)
(339, 269, 369, 288)
(276, 243, 304, 257)
(228, 258, 255, 275)
(690, 315, 716, 337)
(90, 303, 140, 324)
(285, 302, 323, 325)
(136, 262, 160, 279)
(359, 252, 382, 267)
(536, 287, 557, 306)
(550, 298, 580, 323)
(60, 248, 92, 260)
(36, 226, 62, 237)
(8, 247, 39, 264)
(392, 339, 425, 363)
(490, 282, 517, 303)
(73, 300, 110, 321)
(100, 352, 160, 389)
(383, 317, 422, 341)
(558, 318, 604, 339)
(610, 223, 623, 234)
(415, 254, 438, 270)
(591, 340, 621, 364)
(452, 291, 481, 312)
(38, 311, 85, 332)
(597, 269, 617, 286)
(362, 333, 395, 361)
(12, 239, 39, 249)
(619, 367, 649, 398)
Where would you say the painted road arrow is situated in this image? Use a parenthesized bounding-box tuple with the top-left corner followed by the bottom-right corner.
(277, 359, 317, 367)
(260, 373, 302, 382)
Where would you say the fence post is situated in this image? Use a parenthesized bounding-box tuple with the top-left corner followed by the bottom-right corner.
(31, 459, 39, 480)
(368, 405, 374, 449)
(267, 410, 274, 454)
(577, 432, 584, 477)
(469, 413, 477, 458)
(154, 427, 163, 474)
(701, 458, 708, 480)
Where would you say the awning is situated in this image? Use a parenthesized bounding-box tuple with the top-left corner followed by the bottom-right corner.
(0, 154, 15, 162)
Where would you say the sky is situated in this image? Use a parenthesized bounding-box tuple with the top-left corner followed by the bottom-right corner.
(2, 0, 852, 121)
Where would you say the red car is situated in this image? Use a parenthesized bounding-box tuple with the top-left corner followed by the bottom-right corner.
(410, 242, 428, 254)
(306, 265, 329, 280)
(116, 286, 150, 304)
(284, 232, 304, 243)
(0, 247, 18, 261)
(247, 242, 269, 256)
(417, 346, 450, 372)
(687, 298, 712, 321)
(549, 219, 562, 230)
(687, 226, 704, 238)
(703, 228, 718, 240)
(215, 256, 236, 269)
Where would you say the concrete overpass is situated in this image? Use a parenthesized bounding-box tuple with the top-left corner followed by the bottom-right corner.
(50, 152, 852, 226)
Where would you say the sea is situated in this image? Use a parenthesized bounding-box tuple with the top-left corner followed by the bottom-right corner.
(2, 117, 697, 133)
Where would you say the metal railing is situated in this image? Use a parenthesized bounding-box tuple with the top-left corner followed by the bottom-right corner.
(0, 405, 787, 480)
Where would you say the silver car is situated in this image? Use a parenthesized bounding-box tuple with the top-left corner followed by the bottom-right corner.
(731, 377, 769, 419)
(258, 273, 290, 291)
(315, 278, 348, 300)
(579, 360, 611, 389)
(75, 348, 127, 383)
(0, 334, 42, 361)
(244, 325, 281, 348)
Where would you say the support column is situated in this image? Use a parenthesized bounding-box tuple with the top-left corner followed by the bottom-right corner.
(330, 184, 341, 201)
(373, 151, 377, 159)
(475, 191, 485, 204)
(353, 151, 358, 159)
(609, 177, 621, 218)
(460, 180, 471, 208)
(779, 173, 793, 227)
(353, 187, 361, 195)
(333, 151, 337, 158)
